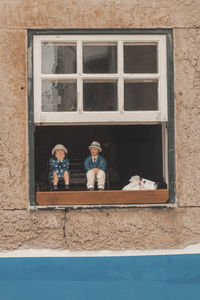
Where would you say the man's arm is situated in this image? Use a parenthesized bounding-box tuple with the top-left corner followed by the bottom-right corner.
(98, 157, 107, 172)
(84, 156, 92, 172)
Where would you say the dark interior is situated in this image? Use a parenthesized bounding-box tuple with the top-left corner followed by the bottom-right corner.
(35, 125, 167, 191)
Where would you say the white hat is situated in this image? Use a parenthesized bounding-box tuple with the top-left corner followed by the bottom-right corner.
(88, 141, 102, 152)
(51, 144, 68, 155)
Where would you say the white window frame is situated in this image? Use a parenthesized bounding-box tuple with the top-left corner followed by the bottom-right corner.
(33, 34, 167, 125)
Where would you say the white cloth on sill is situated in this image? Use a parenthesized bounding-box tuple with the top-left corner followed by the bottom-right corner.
(86, 169, 106, 189)
(122, 175, 157, 190)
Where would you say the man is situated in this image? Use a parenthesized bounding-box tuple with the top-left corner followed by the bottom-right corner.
(84, 141, 107, 191)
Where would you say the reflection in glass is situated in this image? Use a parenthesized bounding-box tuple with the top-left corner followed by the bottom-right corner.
(83, 82, 117, 111)
(42, 81, 77, 112)
(83, 45, 117, 73)
(124, 45, 157, 73)
(42, 43, 76, 74)
(124, 81, 158, 111)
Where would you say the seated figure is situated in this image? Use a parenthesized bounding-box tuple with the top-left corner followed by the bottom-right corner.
(49, 144, 70, 190)
(84, 141, 107, 191)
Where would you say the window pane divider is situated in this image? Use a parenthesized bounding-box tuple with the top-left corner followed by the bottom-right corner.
(81, 74, 120, 79)
(41, 74, 78, 80)
(123, 74, 159, 80)
(118, 40, 124, 112)
(77, 77, 83, 113)
(77, 40, 82, 74)
(40, 74, 160, 80)
(77, 41, 83, 112)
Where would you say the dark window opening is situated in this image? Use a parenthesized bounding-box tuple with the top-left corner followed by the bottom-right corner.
(124, 45, 157, 73)
(35, 125, 167, 192)
(83, 45, 117, 73)
(124, 81, 158, 111)
(83, 82, 118, 111)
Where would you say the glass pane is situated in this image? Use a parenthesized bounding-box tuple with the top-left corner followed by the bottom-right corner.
(124, 81, 158, 111)
(42, 43, 76, 74)
(83, 45, 117, 73)
(124, 45, 157, 73)
(83, 82, 117, 111)
(42, 81, 77, 112)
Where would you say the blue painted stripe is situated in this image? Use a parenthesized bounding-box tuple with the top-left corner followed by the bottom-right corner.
(0, 254, 200, 300)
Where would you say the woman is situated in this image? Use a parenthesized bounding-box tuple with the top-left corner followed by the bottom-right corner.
(49, 144, 70, 190)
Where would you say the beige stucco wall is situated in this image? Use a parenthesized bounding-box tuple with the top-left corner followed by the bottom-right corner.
(0, 0, 200, 251)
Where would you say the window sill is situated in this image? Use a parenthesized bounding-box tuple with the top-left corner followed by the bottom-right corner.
(36, 189, 169, 206)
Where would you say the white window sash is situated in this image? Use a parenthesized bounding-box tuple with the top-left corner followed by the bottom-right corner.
(33, 34, 168, 124)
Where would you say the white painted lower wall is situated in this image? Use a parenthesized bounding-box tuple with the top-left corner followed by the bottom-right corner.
(1, 243, 200, 257)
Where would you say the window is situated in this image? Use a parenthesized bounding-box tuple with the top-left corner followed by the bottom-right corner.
(29, 30, 175, 207)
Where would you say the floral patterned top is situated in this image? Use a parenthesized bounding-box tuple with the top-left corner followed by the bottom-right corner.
(48, 157, 70, 182)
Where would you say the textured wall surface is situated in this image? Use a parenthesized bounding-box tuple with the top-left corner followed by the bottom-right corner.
(65, 208, 200, 250)
(0, 30, 27, 210)
(174, 29, 200, 207)
(0, 0, 200, 251)
(0, 0, 200, 29)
